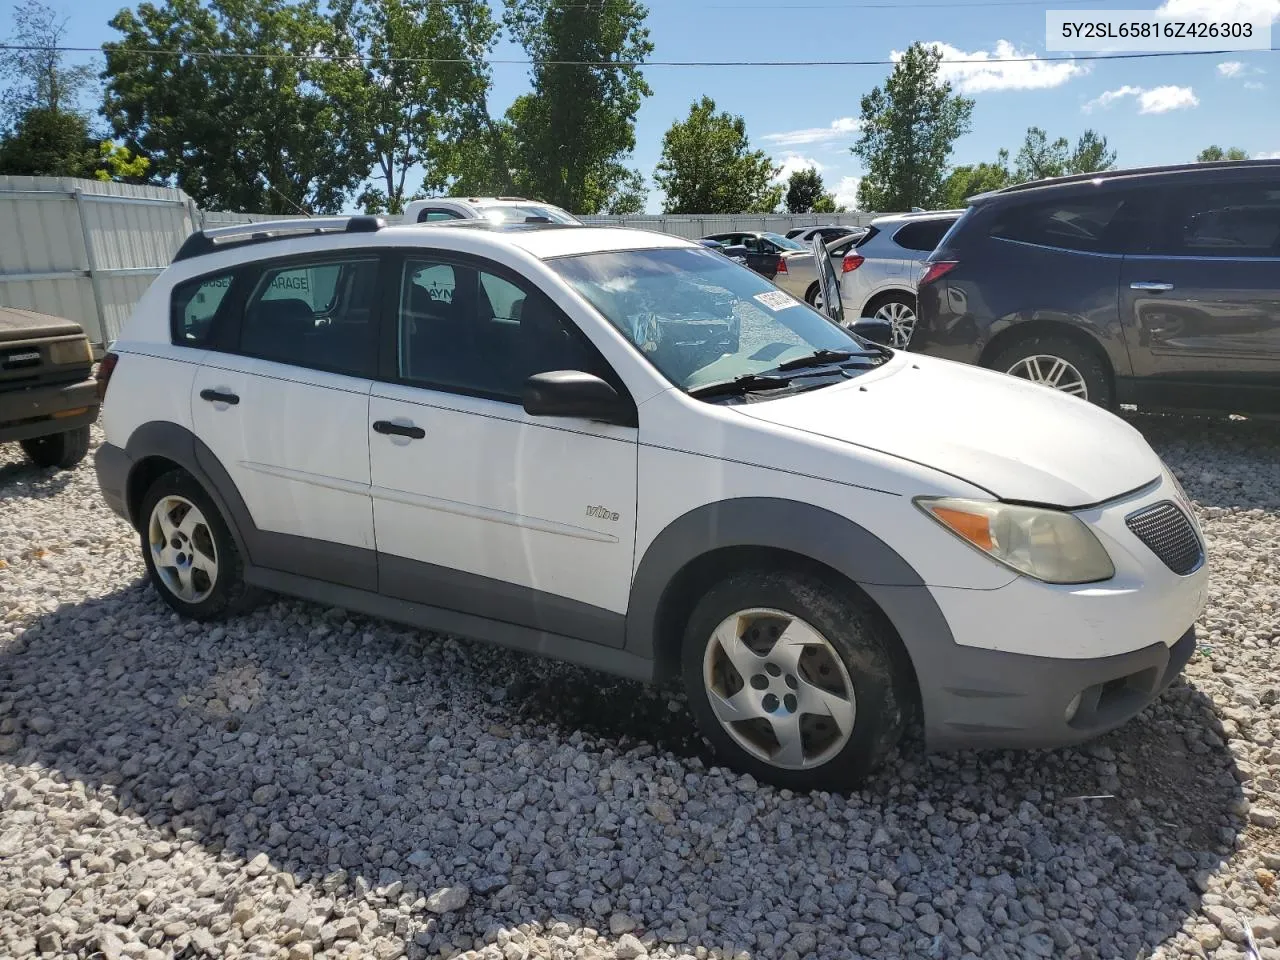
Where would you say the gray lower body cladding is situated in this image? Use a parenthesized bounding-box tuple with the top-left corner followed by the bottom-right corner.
(96, 431, 1193, 754)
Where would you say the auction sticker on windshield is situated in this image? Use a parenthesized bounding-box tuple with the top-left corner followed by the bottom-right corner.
(754, 290, 798, 311)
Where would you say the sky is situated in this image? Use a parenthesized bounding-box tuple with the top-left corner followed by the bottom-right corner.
(3, 0, 1279, 213)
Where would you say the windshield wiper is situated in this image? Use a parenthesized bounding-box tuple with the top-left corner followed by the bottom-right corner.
(776, 348, 883, 372)
(687, 372, 794, 399)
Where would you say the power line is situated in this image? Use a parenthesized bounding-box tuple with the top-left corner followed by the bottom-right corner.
(1, 43, 1272, 68)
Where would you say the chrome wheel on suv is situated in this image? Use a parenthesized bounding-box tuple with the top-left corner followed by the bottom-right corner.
(871, 298, 917, 348)
(1006, 354, 1088, 398)
(149, 495, 219, 603)
(702, 608, 857, 770)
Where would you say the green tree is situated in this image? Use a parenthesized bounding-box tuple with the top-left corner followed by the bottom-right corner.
(103, 0, 365, 213)
(811, 192, 843, 214)
(654, 96, 780, 214)
(1014, 127, 1115, 182)
(0, 106, 150, 182)
(319, 0, 500, 215)
(852, 43, 974, 212)
(942, 149, 1012, 207)
(0, 0, 96, 128)
(785, 167, 824, 213)
(1197, 145, 1249, 162)
(94, 139, 150, 182)
(500, 0, 653, 214)
(604, 168, 647, 213)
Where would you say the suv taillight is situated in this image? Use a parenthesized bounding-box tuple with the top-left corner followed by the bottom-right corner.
(775, 257, 788, 274)
(842, 254, 865, 273)
(96, 352, 119, 402)
(920, 261, 958, 286)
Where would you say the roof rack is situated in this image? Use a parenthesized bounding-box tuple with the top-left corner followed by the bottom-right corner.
(979, 158, 1280, 202)
(173, 215, 385, 262)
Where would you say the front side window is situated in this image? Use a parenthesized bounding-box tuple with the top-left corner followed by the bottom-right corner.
(765, 232, 807, 251)
(417, 208, 463, 223)
(398, 257, 603, 400)
(239, 258, 379, 377)
(1154, 182, 1280, 257)
(550, 247, 875, 393)
(172, 272, 235, 345)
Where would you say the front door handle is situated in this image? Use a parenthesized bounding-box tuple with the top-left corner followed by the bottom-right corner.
(1130, 282, 1174, 292)
(372, 420, 425, 440)
(199, 388, 240, 405)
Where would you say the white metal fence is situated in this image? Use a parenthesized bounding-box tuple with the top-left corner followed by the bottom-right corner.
(0, 176, 884, 346)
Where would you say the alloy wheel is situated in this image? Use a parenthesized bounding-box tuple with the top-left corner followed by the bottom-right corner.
(873, 301, 917, 349)
(148, 495, 219, 603)
(1005, 354, 1089, 399)
(702, 608, 856, 770)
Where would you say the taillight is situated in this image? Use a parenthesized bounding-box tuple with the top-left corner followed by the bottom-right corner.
(96, 352, 119, 402)
(775, 257, 788, 274)
(842, 254, 865, 273)
(920, 261, 959, 286)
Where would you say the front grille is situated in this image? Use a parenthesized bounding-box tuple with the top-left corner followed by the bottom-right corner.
(1126, 501, 1202, 575)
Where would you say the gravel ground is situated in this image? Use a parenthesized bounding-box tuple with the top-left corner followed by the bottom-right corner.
(1, 417, 1278, 960)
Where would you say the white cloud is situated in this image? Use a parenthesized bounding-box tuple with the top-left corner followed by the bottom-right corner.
(1158, 0, 1280, 22)
(896, 40, 1087, 93)
(773, 154, 825, 181)
(1245, 81, 1267, 90)
(1218, 61, 1246, 78)
(1084, 84, 1199, 114)
(834, 176, 862, 210)
(1256, 150, 1280, 159)
(762, 117, 860, 148)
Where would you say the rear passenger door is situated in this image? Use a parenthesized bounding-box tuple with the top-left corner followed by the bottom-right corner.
(1120, 178, 1280, 409)
(189, 254, 385, 590)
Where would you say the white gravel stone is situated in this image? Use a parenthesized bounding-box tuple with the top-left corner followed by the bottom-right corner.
(1, 420, 1279, 960)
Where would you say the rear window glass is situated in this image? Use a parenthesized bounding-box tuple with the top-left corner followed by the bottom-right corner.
(893, 219, 956, 253)
(171, 272, 235, 346)
(990, 193, 1143, 254)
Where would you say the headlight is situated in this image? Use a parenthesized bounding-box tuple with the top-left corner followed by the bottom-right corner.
(49, 338, 92, 365)
(916, 497, 1115, 584)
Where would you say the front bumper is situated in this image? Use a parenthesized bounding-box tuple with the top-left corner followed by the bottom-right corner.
(0, 377, 99, 443)
(918, 625, 1196, 751)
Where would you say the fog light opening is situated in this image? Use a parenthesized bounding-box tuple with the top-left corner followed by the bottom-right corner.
(1064, 692, 1083, 724)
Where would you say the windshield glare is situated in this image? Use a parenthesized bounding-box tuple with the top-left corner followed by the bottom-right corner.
(551, 247, 870, 393)
(478, 204, 580, 224)
(767, 232, 807, 250)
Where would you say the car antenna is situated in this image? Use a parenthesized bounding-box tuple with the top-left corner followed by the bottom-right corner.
(258, 174, 312, 218)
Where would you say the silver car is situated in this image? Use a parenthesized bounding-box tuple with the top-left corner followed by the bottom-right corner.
(838, 210, 961, 348)
(701, 231, 826, 305)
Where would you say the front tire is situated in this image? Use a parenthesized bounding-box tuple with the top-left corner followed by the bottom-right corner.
(681, 570, 908, 791)
(139, 471, 260, 620)
(20, 425, 91, 469)
(988, 334, 1113, 408)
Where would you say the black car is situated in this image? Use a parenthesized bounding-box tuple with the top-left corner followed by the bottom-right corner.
(914, 160, 1280, 414)
(701, 230, 807, 279)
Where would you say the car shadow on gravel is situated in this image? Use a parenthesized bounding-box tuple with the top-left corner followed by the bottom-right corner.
(0, 581, 1247, 960)
(0, 459, 75, 496)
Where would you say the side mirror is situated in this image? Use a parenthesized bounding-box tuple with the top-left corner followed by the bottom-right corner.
(523, 370, 636, 426)
(850, 317, 894, 346)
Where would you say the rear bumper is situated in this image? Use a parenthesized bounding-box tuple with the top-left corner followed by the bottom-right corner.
(95, 441, 133, 523)
(0, 378, 99, 443)
(919, 625, 1196, 751)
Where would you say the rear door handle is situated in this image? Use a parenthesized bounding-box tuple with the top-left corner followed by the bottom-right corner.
(199, 388, 240, 405)
(372, 420, 425, 440)
(1130, 282, 1174, 292)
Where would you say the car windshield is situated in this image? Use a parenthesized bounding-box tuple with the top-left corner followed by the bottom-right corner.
(476, 203, 580, 225)
(766, 232, 807, 251)
(550, 247, 880, 396)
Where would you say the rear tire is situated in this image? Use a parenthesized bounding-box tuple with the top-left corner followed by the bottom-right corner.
(804, 281, 821, 305)
(988, 334, 1113, 408)
(863, 292, 918, 349)
(681, 569, 908, 791)
(139, 471, 261, 620)
(20, 425, 91, 469)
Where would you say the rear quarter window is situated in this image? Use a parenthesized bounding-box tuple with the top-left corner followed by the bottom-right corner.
(171, 272, 237, 346)
(893, 219, 957, 253)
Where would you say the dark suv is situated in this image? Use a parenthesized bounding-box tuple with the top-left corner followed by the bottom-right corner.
(913, 160, 1280, 414)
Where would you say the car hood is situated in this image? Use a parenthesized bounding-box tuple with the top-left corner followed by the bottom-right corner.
(736, 353, 1162, 508)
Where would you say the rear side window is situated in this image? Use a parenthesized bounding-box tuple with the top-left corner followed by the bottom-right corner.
(854, 226, 880, 248)
(417, 208, 463, 223)
(171, 272, 236, 346)
(1154, 182, 1280, 257)
(991, 192, 1146, 254)
(239, 257, 381, 377)
(893, 219, 956, 253)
